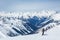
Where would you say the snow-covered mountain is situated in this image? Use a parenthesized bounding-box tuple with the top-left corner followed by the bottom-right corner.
(0, 10, 60, 38)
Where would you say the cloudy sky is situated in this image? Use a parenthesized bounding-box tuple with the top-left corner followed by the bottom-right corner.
(0, 0, 60, 12)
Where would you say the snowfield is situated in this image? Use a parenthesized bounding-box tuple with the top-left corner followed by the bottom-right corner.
(0, 10, 60, 40)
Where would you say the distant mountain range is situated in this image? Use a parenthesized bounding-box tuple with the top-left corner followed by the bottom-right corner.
(0, 10, 60, 37)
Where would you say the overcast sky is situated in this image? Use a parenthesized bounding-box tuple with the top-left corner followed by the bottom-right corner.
(0, 0, 60, 12)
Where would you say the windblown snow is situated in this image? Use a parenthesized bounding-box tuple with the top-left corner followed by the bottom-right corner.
(0, 10, 60, 40)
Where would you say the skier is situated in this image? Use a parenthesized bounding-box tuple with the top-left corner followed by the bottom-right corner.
(42, 28, 45, 35)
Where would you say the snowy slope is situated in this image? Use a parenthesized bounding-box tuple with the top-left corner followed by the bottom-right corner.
(0, 23, 60, 40)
